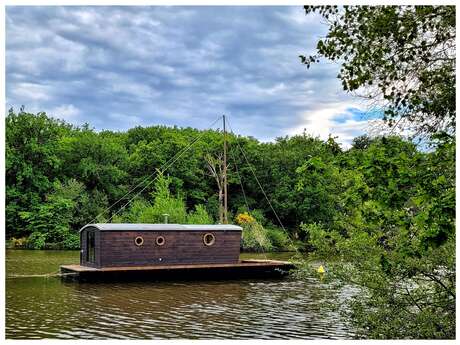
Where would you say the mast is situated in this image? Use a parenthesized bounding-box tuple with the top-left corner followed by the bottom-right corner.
(223, 115, 228, 224)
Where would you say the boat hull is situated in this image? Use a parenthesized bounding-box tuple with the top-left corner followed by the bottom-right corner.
(60, 259, 295, 282)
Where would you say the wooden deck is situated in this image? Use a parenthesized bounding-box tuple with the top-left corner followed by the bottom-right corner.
(60, 259, 295, 281)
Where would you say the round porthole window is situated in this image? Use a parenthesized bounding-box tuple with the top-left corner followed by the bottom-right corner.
(203, 233, 215, 246)
(156, 236, 165, 246)
(134, 236, 144, 246)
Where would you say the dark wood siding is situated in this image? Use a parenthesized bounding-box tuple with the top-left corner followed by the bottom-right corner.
(99, 230, 241, 267)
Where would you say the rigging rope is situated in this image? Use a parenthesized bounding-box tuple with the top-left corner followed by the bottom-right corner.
(227, 117, 301, 256)
(81, 113, 300, 261)
(85, 116, 223, 226)
(226, 119, 287, 233)
(229, 145, 250, 213)
(228, 140, 268, 260)
(6, 271, 79, 279)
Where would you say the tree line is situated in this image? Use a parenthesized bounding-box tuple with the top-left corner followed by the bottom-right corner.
(6, 108, 453, 254)
(7, 108, 337, 250)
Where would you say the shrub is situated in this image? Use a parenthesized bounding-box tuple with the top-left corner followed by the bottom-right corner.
(266, 227, 293, 251)
(236, 212, 273, 252)
(10, 237, 28, 248)
(149, 173, 187, 223)
(114, 198, 151, 223)
(62, 233, 80, 250)
(26, 232, 47, 249)
(114, 174, 213, 226)
(241, 222, 273, 252)
(235, 211, 255, 224)
(187, 204, 213, 224)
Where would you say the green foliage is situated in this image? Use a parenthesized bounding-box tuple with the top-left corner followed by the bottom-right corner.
(296, 137, 455, 339)
(241, 221, 273, 252)
(301, 6, 455, 139)
(114, 173, 213, 225)
(295, 155, 342, 229)
(299, 6, 456, 338)
(112, 199, 151, 223)
(6, 108, 72, 238)
(266, 227, 293, 251)
(26, 232, 47, 250)
(19, 179, 86, 249)
(149, 173, 188, 223)
(187, 204, 214, 224)
(58, 127, 129, 206)
(61, 234, 81, 250)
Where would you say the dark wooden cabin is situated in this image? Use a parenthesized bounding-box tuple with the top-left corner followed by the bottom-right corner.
(79, 223, 242, 268)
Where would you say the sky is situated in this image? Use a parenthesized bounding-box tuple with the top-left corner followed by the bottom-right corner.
(5, 6, 380, 147)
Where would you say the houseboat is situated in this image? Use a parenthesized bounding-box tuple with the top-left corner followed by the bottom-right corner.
(79, 223, 242, 268)
(60, 116, 294, 280)
(60, 222, 293, 280)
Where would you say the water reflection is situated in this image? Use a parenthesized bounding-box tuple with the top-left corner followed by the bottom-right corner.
(6, 250, 355, 339)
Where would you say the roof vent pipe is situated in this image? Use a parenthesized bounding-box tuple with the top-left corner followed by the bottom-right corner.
(162, 213, 169, 224)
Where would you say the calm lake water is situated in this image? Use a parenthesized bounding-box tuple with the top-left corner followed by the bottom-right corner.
(6, 249, 356, 339)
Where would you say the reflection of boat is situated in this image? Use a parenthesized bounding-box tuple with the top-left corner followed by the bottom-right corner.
(60, 116, 294, 281)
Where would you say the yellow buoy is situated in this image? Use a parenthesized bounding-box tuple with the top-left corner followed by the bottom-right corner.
(317, 265, 325, 274)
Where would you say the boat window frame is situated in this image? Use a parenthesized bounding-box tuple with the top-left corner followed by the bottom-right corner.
(134, 236, 144, 247)
(156, 236, 165, 246)
(203, 233, 216, 246)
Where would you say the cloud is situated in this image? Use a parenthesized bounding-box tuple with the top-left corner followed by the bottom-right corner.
(49, 104, 81, 120)
(6, 6, 378, 146)
(9, 82, 52, 101)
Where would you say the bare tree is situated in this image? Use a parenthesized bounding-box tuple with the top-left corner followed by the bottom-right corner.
(204, 153, 227, 224)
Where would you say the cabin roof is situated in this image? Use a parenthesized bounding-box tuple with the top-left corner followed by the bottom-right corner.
(79, 223, 242, 232)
